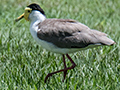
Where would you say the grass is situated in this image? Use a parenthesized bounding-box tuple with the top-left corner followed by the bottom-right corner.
(0, 0, 120, 89)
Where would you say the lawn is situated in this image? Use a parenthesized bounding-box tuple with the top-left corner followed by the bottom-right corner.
(0, 0, 120, 89)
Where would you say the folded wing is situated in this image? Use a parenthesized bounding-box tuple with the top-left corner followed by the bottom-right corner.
(37, 19, 115, 48)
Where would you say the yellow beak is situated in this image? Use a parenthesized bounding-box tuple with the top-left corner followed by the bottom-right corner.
(15, 13, 24, 22)
(15, 7, 32, 22)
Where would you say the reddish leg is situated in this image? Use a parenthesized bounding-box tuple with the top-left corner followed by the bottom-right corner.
(62, 55, 67, 82)
(44, 54, 76, 83)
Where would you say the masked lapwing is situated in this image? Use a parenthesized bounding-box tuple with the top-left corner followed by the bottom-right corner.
(15, 3, 115, 83)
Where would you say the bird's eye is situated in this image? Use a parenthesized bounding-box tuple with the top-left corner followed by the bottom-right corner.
(28, 10, 31, 13)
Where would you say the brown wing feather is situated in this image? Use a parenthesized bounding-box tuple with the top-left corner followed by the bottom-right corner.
(37, 19, 115, 48)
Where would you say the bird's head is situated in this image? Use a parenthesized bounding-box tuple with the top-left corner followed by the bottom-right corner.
(15, 3, 45, 22)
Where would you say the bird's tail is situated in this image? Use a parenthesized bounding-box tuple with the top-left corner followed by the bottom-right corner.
(100, 36, 116, 45)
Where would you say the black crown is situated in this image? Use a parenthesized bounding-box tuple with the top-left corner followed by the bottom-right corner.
(27, 3, 45, 15)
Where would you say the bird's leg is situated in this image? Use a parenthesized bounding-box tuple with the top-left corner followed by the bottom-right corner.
(44, 54, 77, 83)
(62, 54, 67, 82)
(66, 54, 77, 68)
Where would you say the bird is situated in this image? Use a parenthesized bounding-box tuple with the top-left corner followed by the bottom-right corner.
(15, 3, 115, 83)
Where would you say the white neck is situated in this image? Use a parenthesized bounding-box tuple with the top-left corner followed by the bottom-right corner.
(29, 10, 46, 23)
(29, 10, 46, 41)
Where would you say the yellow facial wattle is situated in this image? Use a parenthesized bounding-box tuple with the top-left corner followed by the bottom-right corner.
(24, 7, 32, 21)
(15, 7, 32, 22)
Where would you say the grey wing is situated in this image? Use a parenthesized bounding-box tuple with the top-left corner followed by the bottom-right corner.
(37, 19, 115, 48)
